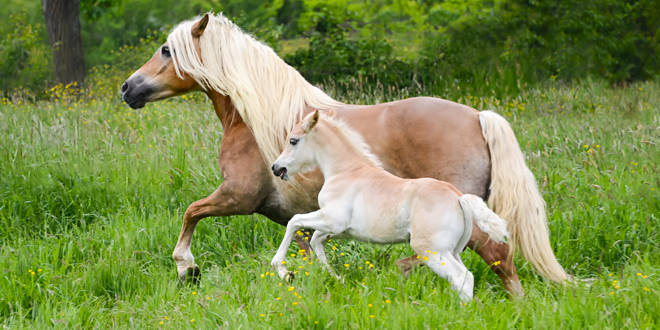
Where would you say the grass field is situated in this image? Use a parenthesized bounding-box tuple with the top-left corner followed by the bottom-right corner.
(1, 79, 659, 329)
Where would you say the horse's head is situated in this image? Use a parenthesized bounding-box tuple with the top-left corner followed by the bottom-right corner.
(121, 15, 210, 109)
(271, 110, 322, 181)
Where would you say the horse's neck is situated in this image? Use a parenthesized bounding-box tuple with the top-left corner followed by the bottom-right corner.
(207, 91, 242, 128)
(315, 125, 371, 178)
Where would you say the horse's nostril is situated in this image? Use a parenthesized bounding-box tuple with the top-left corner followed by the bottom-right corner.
(121, 82, 129, 93)
(271, 164, 275, 171)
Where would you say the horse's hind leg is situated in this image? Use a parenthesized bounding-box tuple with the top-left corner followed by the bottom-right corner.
(394, 255, 425, 278)
(467, 227, 523, 296)
(294, 230, 314, 258)
(397, 226, 523, 296)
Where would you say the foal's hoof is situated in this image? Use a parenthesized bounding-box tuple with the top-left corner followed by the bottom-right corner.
(283, 271, 295, 283)
(179, 265, 201, 285)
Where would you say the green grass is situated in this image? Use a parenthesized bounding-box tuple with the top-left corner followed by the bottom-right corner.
(1, 79, 659, 329)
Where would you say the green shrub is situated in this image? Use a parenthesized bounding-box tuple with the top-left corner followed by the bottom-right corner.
(0, 14, 54, 98)
(422, 0, 660, 86)
(284, 5, 412, 87)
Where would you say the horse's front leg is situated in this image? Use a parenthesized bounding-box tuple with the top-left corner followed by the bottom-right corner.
(172, 181, 258, 283)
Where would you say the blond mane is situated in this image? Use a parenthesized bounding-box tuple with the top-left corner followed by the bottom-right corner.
(314, 113, 383, 169)
(167, 13, 343, 164)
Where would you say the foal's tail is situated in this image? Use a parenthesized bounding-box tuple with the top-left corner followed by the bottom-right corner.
(478, 110, 567, 282)
(459, 194, 509, 244)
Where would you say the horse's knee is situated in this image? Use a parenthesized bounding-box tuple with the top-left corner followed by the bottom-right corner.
(184, 202, 206, 221)
(184, 186, 258, 221)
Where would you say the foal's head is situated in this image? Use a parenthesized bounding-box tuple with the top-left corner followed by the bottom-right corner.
(121, 15, 209, 109)
(271, 110, 325, 181)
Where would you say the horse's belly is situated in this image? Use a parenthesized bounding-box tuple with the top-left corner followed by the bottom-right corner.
(337, 98, 491, 198)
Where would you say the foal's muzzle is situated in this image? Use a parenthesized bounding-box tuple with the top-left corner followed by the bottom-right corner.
(271, 164, 289, 181)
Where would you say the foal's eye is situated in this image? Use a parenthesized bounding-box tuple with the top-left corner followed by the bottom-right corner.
(161, 46, 171, 57)
(289, 138, 298, 146)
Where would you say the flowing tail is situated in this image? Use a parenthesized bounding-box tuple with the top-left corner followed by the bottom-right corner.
(459, 194, 509, 244)
(478, 110, 567, 282)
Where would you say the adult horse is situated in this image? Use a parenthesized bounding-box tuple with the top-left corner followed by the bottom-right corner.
(121, 13, 567, 295)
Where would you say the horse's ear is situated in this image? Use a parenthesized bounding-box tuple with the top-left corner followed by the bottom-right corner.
(304, 110, 320, 133)
(326, 108, 336, 118)
(193, 14, 210, 37)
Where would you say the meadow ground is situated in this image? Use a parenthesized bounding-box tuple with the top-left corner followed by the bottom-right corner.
(1, 80, 659, 329)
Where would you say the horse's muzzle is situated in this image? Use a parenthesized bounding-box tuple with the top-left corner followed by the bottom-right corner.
(271, 164, 289, 181)
(121, 75, 154, 109)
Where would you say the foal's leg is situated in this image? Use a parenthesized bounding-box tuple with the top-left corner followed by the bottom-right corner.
(396, 226, 523, 296)
(272, 212, 346, 281)
(410, 241, 474, 302)
(271, 211, 324, 281)
(172, 183, 257, 283)
(310, 231, 344, 281)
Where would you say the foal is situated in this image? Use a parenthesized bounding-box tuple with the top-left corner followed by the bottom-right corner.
(270, 110, 509, 301)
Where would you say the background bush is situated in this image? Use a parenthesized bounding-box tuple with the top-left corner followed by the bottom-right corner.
(0, 0, 659, 98)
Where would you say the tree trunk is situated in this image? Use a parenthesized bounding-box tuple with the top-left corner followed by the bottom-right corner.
(42, 0, 85, 86)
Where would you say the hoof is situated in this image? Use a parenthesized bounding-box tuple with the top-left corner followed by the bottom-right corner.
(179, 265, 201, 285)
(283, 271, 295, 283)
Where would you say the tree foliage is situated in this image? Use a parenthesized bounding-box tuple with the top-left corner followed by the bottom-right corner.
(1, 0, 659, 96)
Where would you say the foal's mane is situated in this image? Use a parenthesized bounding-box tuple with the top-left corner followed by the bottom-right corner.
(316, 113, 384, 169)
(167, 13, 343, 164)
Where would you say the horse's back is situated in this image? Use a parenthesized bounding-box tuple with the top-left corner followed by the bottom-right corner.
(336, 97, 490, 198)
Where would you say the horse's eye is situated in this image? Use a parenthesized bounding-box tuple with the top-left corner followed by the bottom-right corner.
(290, 138, 298, 146)
(161, 46, 171, 57)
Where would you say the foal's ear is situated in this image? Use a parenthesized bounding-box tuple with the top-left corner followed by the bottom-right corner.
(193, 14, 210, 37)
(304, 110, 320, 133)
(326, 108, 336, 118)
